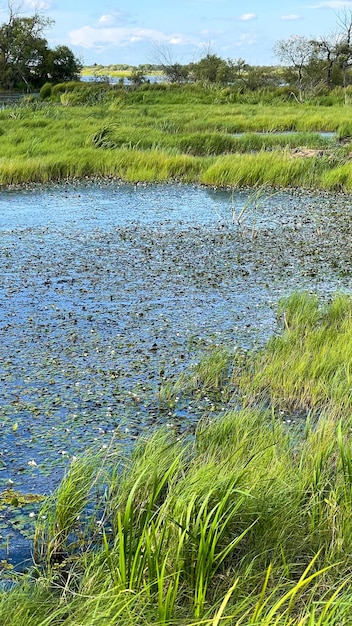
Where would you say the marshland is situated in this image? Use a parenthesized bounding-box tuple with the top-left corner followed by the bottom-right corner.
(2, 82, 352, 624)
(2, 81, 352, 189)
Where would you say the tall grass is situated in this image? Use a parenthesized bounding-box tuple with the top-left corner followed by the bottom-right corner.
(1, 90, 352, 188)
(235, 292, 352, 414)
(3, 360, 352, 624)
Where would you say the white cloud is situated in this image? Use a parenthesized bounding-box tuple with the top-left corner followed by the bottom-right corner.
(281, 14, 301, 20)
(98, 11, 131, 27)
(239, 13, 257, 21)
(99, 15, 115, 26)
(235, 33, 258, 46)
(69, 25, 189, 50)
(23, 0, 53, 10)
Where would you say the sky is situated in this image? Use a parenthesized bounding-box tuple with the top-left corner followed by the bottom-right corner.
(4, 0, 352, 67)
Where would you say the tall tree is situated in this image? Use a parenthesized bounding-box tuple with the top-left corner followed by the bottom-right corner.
(311, 34, 340, 90)
(273, 35, 315, 102)
(0, 5, 81, 90)
(0, 9, 51, 89)
(335, 10, 352, 100)
(189, 54, 234, 84)
(152, 43, 189, 83)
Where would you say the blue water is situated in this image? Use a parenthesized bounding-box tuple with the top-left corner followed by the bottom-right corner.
(0, 181, 351, 569)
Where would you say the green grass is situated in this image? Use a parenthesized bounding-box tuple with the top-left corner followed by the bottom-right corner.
(2, 409, 352, 624)
(4, 295, 352, 623)
(1, 86, 352, 189)
(234, 292, 352, 415)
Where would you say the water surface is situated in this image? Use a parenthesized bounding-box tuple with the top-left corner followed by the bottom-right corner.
(0, 181, 351, 567)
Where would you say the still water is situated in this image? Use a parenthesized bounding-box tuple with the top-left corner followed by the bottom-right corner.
(0, 180, 351, 567)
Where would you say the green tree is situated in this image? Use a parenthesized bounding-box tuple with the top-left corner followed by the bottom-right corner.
(128, 68, 145, 86)
(0, 6, 81, 90)
(190, 54, 233, 84)
(0, 10, 51, 89)
(47, 45, 82, 82)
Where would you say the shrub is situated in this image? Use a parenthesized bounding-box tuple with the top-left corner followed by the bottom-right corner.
(39, 82, 53, 99)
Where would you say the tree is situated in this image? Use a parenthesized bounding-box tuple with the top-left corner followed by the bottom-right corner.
(273, 35, 315, 102)
(244, 65, 282, 91)
(47, 45, 82, 82)
(152, 43, 189, 83)
(334, 10, 352, 99)
(279, 11, 352, 97)
(127, 68, 146, 87)
(311, 34, 341, 90)
(189, 54, 233, 84)
(0, 9, 51, 89)
(0, 5, 81, 90)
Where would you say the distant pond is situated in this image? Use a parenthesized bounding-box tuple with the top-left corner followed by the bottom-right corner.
(1, 180, 352, 568)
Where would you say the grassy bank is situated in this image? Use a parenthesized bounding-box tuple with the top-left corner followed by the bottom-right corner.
(3, 293, 352, 624)
(2, 85, 352, 189)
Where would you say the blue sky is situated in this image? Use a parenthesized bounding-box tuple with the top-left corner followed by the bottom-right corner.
(5, 0, 352, 66)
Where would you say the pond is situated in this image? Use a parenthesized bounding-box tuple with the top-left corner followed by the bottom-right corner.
(1, 180, 352, 569)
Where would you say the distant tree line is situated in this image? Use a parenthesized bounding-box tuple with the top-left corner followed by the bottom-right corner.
(0, 5, 82, 91)
(150, 12, 352, 100)
(3, 4, 352, 98)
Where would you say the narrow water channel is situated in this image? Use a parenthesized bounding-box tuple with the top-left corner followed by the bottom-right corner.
(0, 181, 351, 568)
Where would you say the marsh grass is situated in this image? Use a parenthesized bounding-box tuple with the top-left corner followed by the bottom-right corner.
(157, 347, 233, 412)
(4, 337, 352, 625)
(235, 292, 352, 415)
(0, 89, 351, 188)
(4, 398, 352, 624)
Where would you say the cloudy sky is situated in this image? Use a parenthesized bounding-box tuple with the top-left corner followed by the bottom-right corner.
(7, 0, 352, 66)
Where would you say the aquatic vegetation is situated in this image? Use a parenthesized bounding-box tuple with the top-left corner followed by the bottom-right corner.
(158, 347, 233, 408)
(0, 490, 44, 507)
(1, 112, 352, 619)
(0, 185, 351, 620)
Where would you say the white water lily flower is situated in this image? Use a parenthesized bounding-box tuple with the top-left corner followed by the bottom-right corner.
(28, 460, 37, 466)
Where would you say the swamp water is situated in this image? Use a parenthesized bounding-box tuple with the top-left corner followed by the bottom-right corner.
(0, 181, 352, 569)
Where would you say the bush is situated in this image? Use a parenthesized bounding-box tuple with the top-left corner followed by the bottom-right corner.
(51, 81, 83, 96)
(39, 82, 53, 99)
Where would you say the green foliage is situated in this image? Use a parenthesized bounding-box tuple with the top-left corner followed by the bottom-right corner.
(0, 9, 81, 90)
(33, 455, 98, 565)
(51, 80, 85, 95)
(337, 121, 352, 139)
(235, 292, 352, 414)
(39, 82, 52, 99)
(0, 90, 351, 188)
(46, 45, 82, 82)
(4, 392, 352, 623)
